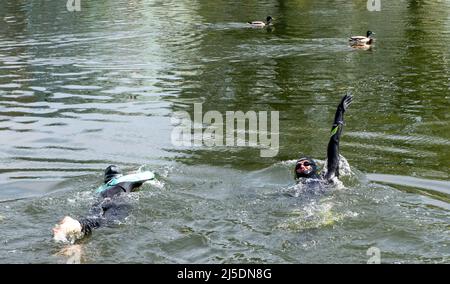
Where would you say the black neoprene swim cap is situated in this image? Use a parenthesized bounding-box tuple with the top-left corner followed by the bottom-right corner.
(104, 165, 122, 184)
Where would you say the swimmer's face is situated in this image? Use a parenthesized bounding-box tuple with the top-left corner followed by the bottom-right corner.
(295, 158, 316, 178)
(296, 160, 312, 174)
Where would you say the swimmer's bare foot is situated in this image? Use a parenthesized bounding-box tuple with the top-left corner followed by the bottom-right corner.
(52, 216, 82, 243)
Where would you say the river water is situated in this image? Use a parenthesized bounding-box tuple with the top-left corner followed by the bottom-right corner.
(0, 0, 449, 263)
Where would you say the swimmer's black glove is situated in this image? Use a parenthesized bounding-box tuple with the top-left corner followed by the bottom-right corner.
(339, 94, 353, 113)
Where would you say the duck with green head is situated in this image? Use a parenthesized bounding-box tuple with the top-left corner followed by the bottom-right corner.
(349, 31, 375, 48)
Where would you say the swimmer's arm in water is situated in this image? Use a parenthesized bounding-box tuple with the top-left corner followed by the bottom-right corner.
(53, 213, 107, 242)
(52, 215, 106, 242)
(79, 216, 104, 236)
(99, 181, 143, 198)
(53, 200, 132, 242)
(127, 181, 144, 192)
(324, 95, 353, 180)
(119, 180, 149, 193)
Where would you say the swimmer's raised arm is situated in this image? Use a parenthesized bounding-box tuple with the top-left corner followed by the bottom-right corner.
(324, 95, 353, 180)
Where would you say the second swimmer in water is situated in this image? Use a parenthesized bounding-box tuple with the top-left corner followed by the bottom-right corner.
(52, 165, 153, 243)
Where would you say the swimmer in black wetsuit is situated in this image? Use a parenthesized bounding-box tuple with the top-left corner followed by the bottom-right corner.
(295, 94, 353, 182)
(52, 165, 147, 243)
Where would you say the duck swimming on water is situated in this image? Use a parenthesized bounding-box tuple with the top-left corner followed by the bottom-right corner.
(248, 16, 273, 28)
(349, 31, 375, 48)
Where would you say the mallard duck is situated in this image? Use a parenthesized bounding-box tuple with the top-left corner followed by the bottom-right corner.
(248, 16, 273, 28)
(349, 31, 375, 48)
